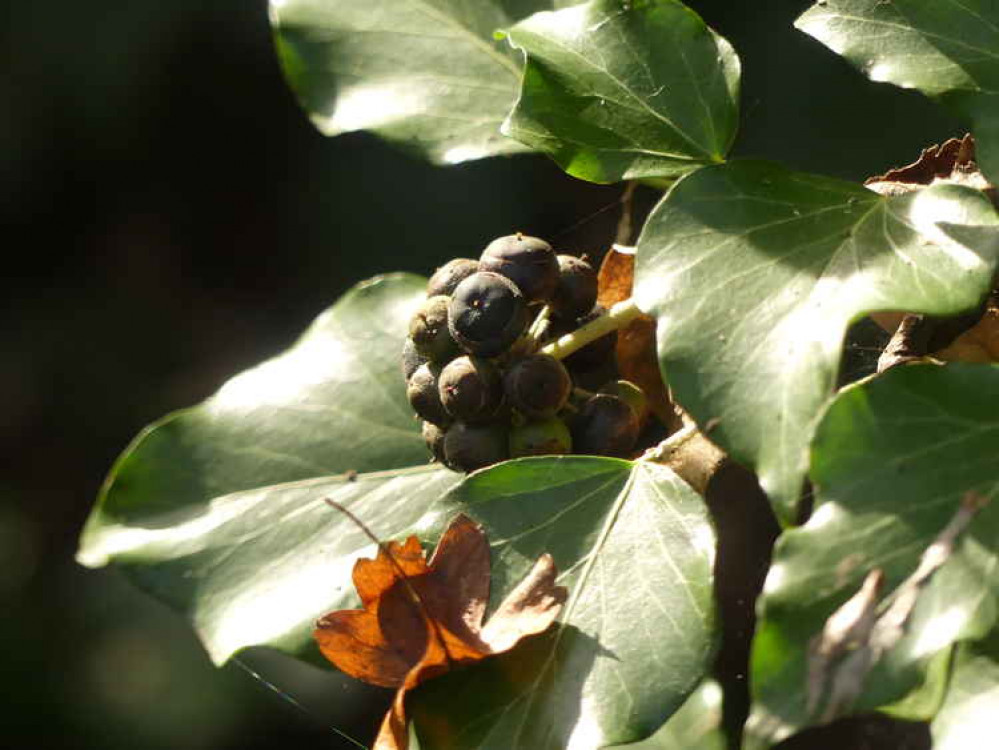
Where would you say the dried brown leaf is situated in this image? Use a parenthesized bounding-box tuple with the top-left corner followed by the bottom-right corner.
(314, 514, 566, 750)
(595, 247, 679, 428)
(932, 292, 999, 363)
(596, 245, 635, 309)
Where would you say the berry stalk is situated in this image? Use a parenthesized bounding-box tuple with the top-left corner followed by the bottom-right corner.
(540, 298, 642, 361)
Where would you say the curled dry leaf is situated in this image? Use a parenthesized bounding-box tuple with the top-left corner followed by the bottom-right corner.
(314, 513, 567, 750)
(597, 246, 680, 428)
(932, 291, 999, 363)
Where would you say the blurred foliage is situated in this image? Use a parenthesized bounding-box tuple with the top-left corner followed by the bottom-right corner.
(1, 0, 963, 747)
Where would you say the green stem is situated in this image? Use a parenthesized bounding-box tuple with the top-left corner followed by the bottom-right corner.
(540, 298, 643, 361)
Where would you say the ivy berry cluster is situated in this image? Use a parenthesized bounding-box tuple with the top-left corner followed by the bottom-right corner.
(402, 233, 648, 473)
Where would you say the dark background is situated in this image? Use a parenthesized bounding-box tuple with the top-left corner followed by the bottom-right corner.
(1, 0, 960, 747)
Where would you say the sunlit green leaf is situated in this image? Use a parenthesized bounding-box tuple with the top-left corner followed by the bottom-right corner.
(504, 0, 740, 182)
(796, 0, 999, 182)
(931, 638, 999, 750)
(616, 679, 725, 749)
(634, 160, 999, 522)
(748, 364, 999, 744)
(77, 274, 466, 663)
(411, 457, 717, 749)
(270, 0, 550, 164)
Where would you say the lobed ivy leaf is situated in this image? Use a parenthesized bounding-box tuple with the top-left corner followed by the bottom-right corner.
(748, 364, 999, 744)
(504, 0, 740, 183)
(77, 274, 465, 663)
(796, 0, 999, 183)
(410, 457, 717, 750)
(269, 0, 547, 164)
(930, 637, 999, 750)
(633, 159, 999, 522)
(614, 679, 725, 749)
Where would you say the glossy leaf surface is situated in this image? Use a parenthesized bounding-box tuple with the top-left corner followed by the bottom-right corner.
(77, 275, 464, 663)
(749, 364, 999, 743)
(634, 160, 999, 521)
(618, 679, 725, 749)
(270, 0, 540, 164)
(931, 639, 999, 750)
(504, 0, 739, 182)
(796, 0, 999, 182)
(411, 457, 717, 749)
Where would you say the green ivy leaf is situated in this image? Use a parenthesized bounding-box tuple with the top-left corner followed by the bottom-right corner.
(269, 0, 550, 164)
(504, 0, 740, 183)
(748, 364, 999, 744)
(616, 679, 725, 749)
(796, 0, 999, 183)
(931, 638, 999, 749)
(634, 160, 999, 522)
(76, 274, 465, 663)
(411, 457, 717, 749)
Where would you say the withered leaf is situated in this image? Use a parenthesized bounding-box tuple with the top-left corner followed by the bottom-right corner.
(864, 134, 978, 189)
(314, 514, 566, 750)
(932, 291, 999, 363)
(597, 246, 679, 428)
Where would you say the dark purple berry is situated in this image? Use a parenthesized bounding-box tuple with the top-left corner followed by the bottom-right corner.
(409, 295, 459, 363)
(551, 255, 597, 319)
(448, 272, 529, 357)
(479, 234, 558, 303)
(571, 394, 639, 457)
(406, 363, 449, 426)
(443, 422, 509, 473)
(509, 418, 572, 458)
(427, 258, 479, 297)
(438, 356, 503, 423)
(599, 380, 647, 421)
(503, 354, 572, 419)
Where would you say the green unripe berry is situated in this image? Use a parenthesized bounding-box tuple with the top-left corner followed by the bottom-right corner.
(509, 418, 572, 458)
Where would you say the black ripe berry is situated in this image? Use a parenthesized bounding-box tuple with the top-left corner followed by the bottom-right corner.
(571, 393, 639, 457)
(422, 421, 446, 463)
(438, 355, 503, 423)
(448, 271, 529, 357)
(426, 258, 479, 298)
(401, 337, 428, 381)
(503, 354, 572, 419)
(406, 363, 450, 427)
(409, 295, 458, 363)
(551, 255, 598, 320)
(509, 418, 572, 458)
(479, 234, 559, 303)
(443, 422, 509, 473)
